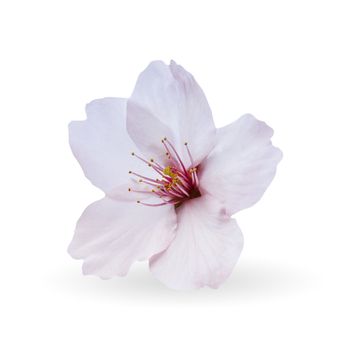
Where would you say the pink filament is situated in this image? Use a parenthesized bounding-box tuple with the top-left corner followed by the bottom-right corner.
(129, 139, 200, 206)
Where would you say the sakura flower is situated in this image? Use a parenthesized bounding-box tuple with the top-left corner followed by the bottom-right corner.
(68, 60, 282, 290)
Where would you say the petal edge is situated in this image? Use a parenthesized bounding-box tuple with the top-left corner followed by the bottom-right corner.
(200, 114, 282, 215)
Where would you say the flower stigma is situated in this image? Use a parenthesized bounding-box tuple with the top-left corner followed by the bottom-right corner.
(128, 138, 201, 208)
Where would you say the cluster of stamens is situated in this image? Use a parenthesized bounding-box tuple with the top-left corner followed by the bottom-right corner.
(128, 138, 201, 207)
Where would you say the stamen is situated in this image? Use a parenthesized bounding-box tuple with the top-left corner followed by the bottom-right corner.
(192, 168, 199, 187)
(163, 138, 187, 173)
(161, 139, 176, 164)
(175, 171, 192, 190)
(185, 142, 194, 168)
(138, 179, 162, 188)
(129, 188, 154, 194)
(129, 138, 201, 207)
(129, 171, 160, 184)
(149, 158, 164, 172)
(175, 183, 190, 197)
(131, 152, 163, 172)
(166, 187, 185, 198)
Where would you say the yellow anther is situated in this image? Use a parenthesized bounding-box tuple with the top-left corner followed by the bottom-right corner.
(163, 166, 181, 191)
(163, 166, 176, 178)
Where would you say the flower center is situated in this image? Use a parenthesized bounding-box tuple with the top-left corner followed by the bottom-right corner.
(128, 138, 201, 207)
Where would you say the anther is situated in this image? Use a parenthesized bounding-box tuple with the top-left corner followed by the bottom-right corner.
(130, 136, 200, 207)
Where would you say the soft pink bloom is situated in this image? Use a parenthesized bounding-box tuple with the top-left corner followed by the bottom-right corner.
(68, 60, 282, 290)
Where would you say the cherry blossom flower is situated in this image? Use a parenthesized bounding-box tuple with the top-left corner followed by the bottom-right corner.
(68, 60, 282, 290)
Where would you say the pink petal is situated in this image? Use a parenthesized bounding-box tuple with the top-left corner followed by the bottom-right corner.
(69, 98, 148, 193)
(126, 102, 174, 164)
(149, 195, 243, 290)
(68, 197, 177, 278)
(199, 114, 282, 215)
(127, 60, 216, 167)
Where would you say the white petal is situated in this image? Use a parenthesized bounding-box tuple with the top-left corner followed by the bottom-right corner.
(127, 61, 216, 166)
(149, 195, 243, 290)
(69, 98, 149, 193)
(199, 114, 282, 215)
(126, 102, 174, 164)
(68, 197, 177, 278)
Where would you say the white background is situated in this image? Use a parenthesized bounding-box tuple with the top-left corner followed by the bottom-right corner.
(1, 0, 349, 349)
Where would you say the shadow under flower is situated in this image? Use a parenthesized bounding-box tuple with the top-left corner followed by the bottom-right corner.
(53, 259, 315, 305)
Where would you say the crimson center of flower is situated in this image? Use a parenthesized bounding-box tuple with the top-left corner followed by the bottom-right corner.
(128, 138, 201, 208)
